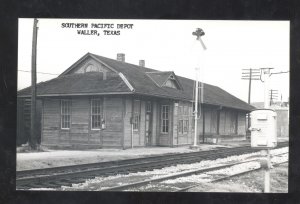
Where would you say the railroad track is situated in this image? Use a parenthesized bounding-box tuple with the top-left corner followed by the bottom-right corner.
(102, 152, 288, 192)
(16, 141, 288, 190)
(174, 153, 288, 192)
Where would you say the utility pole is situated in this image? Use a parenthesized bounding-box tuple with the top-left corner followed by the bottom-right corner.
(191, 28, 207, 148)
(269, 89, 278, 106)
(30, 18, 38, 150)
(241, 68, 260, 134)
(261, 68, 273, 109)
(241, 68, 260, 104)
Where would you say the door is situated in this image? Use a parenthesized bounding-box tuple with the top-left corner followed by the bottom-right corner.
(145, 101, 152, 146)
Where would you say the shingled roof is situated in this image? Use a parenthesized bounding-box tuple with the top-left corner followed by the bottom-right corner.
(18, 72, 132, 96)
(18, 53, 254, 111)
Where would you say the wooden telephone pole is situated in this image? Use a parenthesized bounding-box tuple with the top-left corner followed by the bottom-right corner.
(241, 68, 261, 104)
(30, 18, 38, 150)
(241, 68, 260, 133)
(269, 89, 278, 106)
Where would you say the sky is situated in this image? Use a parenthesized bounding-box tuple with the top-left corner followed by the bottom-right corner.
(18, 19, 290, 103)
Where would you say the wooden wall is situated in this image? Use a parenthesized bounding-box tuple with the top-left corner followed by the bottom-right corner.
(17, 98, 42, 146)
(42, 96, 124, 148)
(40, 95, 248, 149)
(195, 106, 204, 143)
(123, 97, 133, 148)
(192, 105, 247, 143)
(122, 97, 160, 148)
(172, 102, 178, 146)
(237, 112, 246, 135)
(42, 98, 60, 145)
(102, 97, 124, 147)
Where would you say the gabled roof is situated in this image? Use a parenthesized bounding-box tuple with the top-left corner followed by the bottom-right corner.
(146, 71, 172, 86)
(18, 72, 131, 96)
(18, 53, 255, 111)
(146, 71, 183, 90)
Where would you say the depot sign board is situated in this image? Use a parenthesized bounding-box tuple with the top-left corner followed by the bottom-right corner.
(249, 109, 277, 149)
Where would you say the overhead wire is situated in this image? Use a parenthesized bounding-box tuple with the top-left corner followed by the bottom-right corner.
(18, 69, 59, 76)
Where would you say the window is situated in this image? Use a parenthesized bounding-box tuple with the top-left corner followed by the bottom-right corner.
(178, 104, 189, 134)
(165, 79, 179, 89)
(146, 101, 152, 113)
(133, 100, 141, 131)
(85, 64, 99, 72)
(91, 99, 102, 129)
(161, 105, 169, 133)
(178, 119, 189, 134)
(61, 100, 71, 129)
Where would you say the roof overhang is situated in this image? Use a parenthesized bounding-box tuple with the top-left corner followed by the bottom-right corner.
(17, 92, 134, 98)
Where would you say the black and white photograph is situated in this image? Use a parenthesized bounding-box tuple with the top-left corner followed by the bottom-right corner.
(16, 18, 289, 193)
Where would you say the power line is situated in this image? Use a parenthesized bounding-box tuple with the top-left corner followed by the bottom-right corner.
(18, 69, 59, 76)
(270, 71, 289, 76)
(241, 68, 261, 104)
(241, 68, 261, 133)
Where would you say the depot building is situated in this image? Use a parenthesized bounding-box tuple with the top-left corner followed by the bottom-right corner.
(17, 53, 254, 149)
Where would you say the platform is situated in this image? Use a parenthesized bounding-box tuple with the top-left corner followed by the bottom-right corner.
(16, 138, 288, 171)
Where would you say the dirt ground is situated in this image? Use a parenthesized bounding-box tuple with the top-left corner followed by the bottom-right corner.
(188, 163, 288, 193)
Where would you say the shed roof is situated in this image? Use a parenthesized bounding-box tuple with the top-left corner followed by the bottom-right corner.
(18, 53, 254, 111)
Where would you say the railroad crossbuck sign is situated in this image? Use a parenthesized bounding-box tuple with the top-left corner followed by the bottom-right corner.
(249, 109, 277, 148)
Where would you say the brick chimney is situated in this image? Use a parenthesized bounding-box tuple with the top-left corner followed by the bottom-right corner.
(139, 60, 145, 67)
(117, 53, 125, 62)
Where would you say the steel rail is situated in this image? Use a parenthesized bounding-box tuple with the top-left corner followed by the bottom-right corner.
(101, 152, 288, 191)
(17, 141, 288, 178)
(174, 154, 288, 192)
(16, 142, 288, 189)
(16, 147, 258, 188)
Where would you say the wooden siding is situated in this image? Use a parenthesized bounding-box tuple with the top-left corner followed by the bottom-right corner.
(123, 97, 133, 148)
(101, 97, 123, 147)
(204, 107, 211, 134)
(172, 102, 178, 146)
(237, 112, 246, 135)
(42, 99, 60, 145)
(40, 95, 248, 149)
(17, 98, 42, 145)
(132, 99, 141, 147)
(42, 96, 125, 148)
